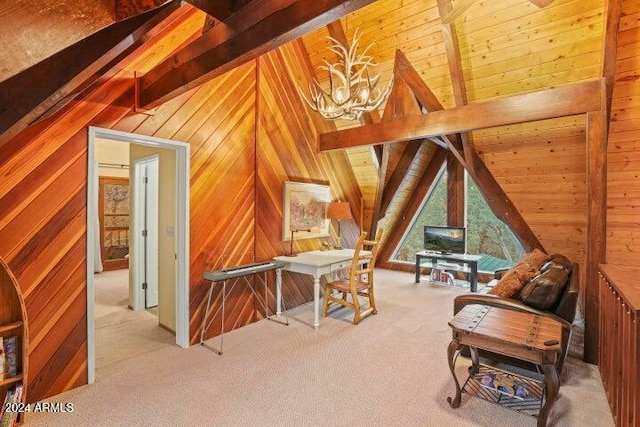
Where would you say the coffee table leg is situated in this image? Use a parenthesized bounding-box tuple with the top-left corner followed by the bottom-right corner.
(469, 346, 480, 375)
(538, 363, 559, 427)
(447, 340, 463, 408)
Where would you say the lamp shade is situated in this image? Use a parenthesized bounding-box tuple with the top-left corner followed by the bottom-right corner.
(327, 201, 352, 220)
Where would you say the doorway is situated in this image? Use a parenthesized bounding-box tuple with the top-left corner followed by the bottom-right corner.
(87, 127, 190, 384)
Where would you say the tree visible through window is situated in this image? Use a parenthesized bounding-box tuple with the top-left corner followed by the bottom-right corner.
(393, 162, 524, 272)
(394, 166, 447, 262)
(465, 174, 524, 266)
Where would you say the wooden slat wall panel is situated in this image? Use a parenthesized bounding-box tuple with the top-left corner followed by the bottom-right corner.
(346, 147, 378, 231)
(607, 0, 640, 266)
(0, 3, 366, 402)
(473, 117, 588, 276)
(0, 6, 206, 401)
(378, 141, 439, 253)
(255, 42, 363, 310)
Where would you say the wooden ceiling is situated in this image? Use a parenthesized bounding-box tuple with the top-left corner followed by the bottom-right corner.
(300, 0, 606, 245)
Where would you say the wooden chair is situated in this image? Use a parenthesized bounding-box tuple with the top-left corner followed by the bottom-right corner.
(322, 230, 383, 324)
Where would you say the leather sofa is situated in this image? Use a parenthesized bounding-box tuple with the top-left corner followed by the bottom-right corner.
(453, 253, 579, 376)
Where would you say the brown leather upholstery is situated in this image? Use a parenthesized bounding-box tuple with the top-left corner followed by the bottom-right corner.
(453, 262, 579, 375)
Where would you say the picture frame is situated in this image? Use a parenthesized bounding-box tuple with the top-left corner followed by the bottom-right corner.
(282, 181, 331, 241)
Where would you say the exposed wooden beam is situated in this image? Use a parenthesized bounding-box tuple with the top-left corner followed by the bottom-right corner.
(325, 51, 549, 251)
(441, 0, 477, 24)
(601, 0, 622, 129)
(319, 79, 603, 151)
(447, 152, 464, 227)
(395, 57, 545, 252)
(380, 141, 422, 215)
(185, 0, 236, 21)
(0, 1, 183, 147)
(584, 81, 608, 365)
(113, 0, 167, 21)
(370, 145, 390, 238)
(377, 147, 448, 267)
(437, 0, 475, 170)
(139, 0, 375, 108)
(393, 50, 466, 159)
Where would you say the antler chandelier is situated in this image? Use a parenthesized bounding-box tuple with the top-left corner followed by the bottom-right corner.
(299, 29, 392, 121)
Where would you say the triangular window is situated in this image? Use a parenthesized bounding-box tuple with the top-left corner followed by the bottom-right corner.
(393, 162, 524, 272)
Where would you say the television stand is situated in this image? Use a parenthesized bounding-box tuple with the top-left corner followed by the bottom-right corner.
(415, 250, 482, 292)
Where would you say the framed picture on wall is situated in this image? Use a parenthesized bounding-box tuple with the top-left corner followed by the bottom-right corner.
(282, 181, 331, 241)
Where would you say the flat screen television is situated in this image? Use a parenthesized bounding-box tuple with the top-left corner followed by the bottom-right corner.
(424, 226, 466, 254)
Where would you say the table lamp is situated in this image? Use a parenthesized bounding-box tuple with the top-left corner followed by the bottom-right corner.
(327, 201, 352, 249)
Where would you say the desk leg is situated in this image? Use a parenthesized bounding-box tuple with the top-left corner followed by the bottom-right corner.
(538, 363, 559, 427)
(275, 268, 283, 316)
(447, 340, 463, 408)
(415, 255, 421, 283)
(313, 274, 321, 329)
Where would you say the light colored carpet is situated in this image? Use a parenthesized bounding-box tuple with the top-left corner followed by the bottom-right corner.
(28, 269, 613, 426)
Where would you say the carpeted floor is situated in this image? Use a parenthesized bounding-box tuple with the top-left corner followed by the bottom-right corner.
(27, 269, 614, 426)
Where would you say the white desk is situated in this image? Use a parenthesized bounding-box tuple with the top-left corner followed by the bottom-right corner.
(274, 249, 367, 329)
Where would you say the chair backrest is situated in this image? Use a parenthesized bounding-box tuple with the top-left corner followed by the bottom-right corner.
(349, 229, 383, 283)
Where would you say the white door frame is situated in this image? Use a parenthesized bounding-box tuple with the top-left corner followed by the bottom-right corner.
(87, 127, 190, 384)
(132, 154, 160, 311)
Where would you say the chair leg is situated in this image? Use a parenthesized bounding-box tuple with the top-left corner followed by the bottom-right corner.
(352, 289, 361, 324)
(369, 285, 377, 315)
(323, 285, 331, 317)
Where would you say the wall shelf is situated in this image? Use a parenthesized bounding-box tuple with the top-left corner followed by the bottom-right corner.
(0, 258, 27, 426)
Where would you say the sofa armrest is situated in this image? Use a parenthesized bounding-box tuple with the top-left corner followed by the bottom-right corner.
(453, 294, 572, 330)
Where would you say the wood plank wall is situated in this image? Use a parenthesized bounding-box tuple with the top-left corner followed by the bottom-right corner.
(0, 6, 206, 402)
(255, 42, 362, 310)
(0, 5, 363, 401)
(606, 0, 640, 266)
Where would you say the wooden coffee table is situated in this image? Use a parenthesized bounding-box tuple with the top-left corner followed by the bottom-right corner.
(447, 304, 563, 427)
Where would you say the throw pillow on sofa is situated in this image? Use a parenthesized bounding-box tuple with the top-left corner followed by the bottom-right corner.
(540, 254, 572, 274)
(517, 248, 550, 271)
(488, 263, 537, 298)
(519, 261, 570, 310)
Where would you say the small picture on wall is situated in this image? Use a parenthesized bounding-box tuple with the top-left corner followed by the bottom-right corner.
(282, 181, 331, 241)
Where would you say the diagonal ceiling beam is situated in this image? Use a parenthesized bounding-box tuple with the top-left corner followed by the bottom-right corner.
(318, 79, 602, 152)
(380, 142, 421, 215)
(111, 0, 168, 20)
(0, 0, 182, 147)
(185, 0, 236, 21)
(400, 62, 544, 253)
(437, 0, 474, 169)
(138, 0, 376, 109)
(377, 147, 448, 267)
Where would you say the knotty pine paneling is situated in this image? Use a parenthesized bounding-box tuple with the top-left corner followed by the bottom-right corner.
(607, 0, 640, 266)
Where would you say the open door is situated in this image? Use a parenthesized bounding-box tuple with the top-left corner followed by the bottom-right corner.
(133, 155, 159, 309)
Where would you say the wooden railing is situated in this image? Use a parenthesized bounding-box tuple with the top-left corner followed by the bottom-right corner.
(599, 264, 640, 427)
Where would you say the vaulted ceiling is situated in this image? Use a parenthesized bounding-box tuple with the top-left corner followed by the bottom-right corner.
(0, 0, 610, 258)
